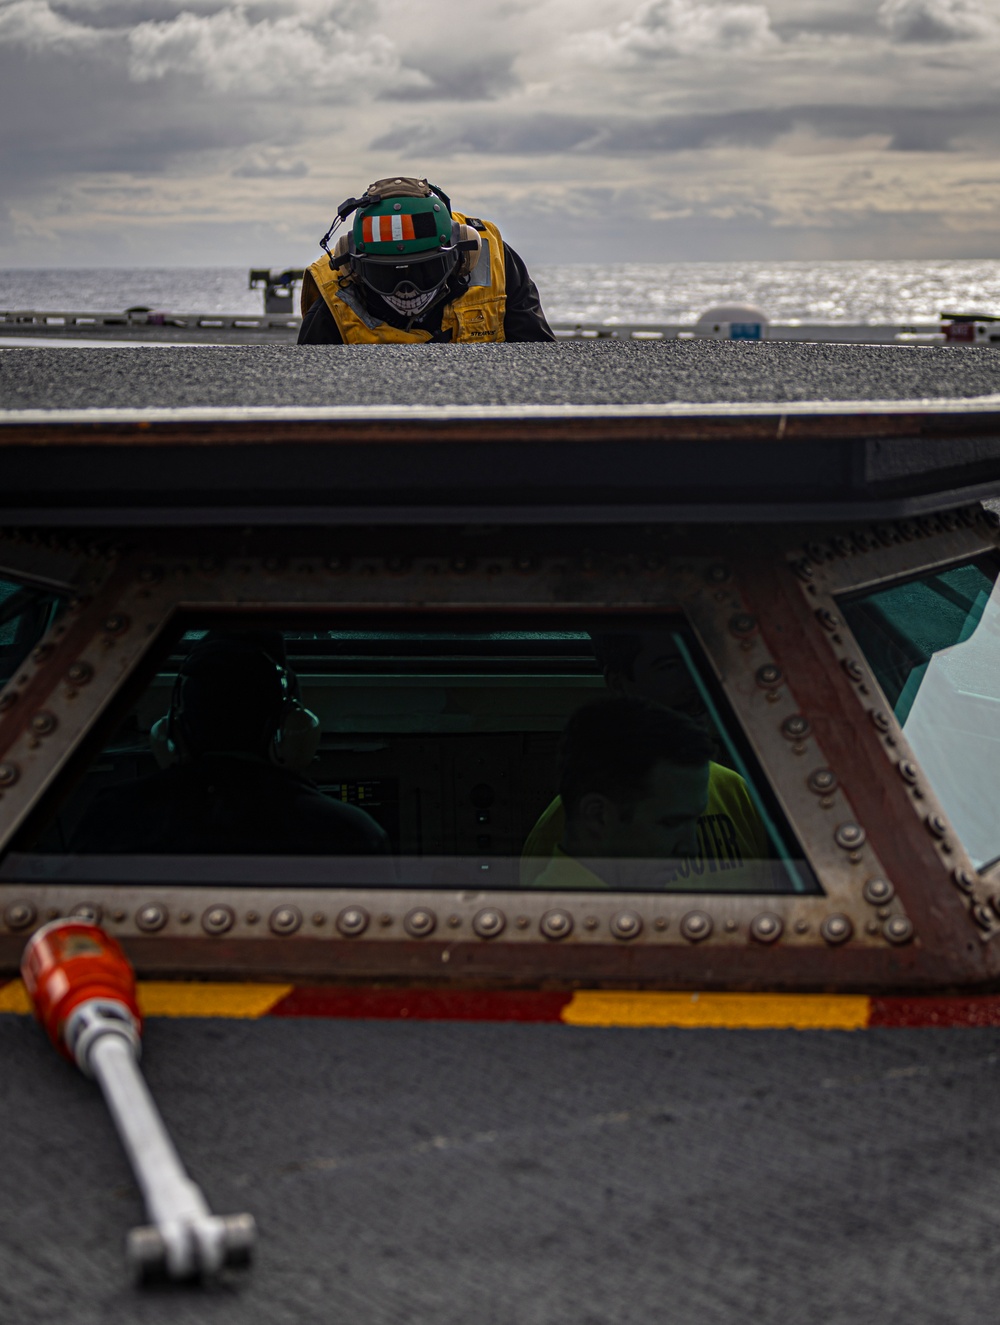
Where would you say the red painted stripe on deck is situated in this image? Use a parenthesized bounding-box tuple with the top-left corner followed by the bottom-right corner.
(870, 996, 1000, 1028)
(268, 986, 572, 1022)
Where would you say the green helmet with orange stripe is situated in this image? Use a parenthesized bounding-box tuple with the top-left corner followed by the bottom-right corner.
(320, 176, 481, 321)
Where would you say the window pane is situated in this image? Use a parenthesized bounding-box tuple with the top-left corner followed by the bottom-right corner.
(843, 559, 1000, 868)
(17, 620, 817, 893)
(0, 577, 62, 688)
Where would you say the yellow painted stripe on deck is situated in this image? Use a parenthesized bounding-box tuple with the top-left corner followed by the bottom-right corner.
(137, 982, 293, 1018)
(0, 980, 32, 1014)
(563, 991, 872, 1030)
(0, 979, 292, 1018)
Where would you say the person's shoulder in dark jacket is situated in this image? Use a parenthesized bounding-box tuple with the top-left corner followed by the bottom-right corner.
(69, 757, 390, 856)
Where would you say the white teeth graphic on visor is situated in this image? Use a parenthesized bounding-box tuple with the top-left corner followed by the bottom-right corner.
(382, 286, 441, 317)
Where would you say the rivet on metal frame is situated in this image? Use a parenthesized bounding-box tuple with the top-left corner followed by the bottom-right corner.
(30, 711, 58, 736)
(70, 903, 102, 925)
(269, 905, 302, 936)
(4, 900, 36, 931)
(0, 694, 17, 713)
(680, 911, 713, 943)
(791, 559, 813, 582)
(756, 664, 783, 688)
(337, 906, 369, 936)
(863, 877, 894, 906)
(584, 916, 599, 931)
(136, 904, 167, 933)
(451, 557, 470, 573)
(66, 661, 94, 686)
(805, 542, 828, 565)
(31, 644, 54, 664)
(202, 905, 235, 936)
(807, 768, 837, 795)
(897, 760, 919, 786)
(816, 608, 839, 632)
(832, 536, 853, 557)
(953, 867, 976, 894)
(750, 913, 783, 944)
(841, 659, 864, 683)
(473, 908, 506, 940)
(820, 914, 853, 945)
(870, 710, 892, 734)
(0, 762, 20, 787)
(834, 822, 866, 850)
(540, 909, 573, 941)
(883, 916, 914, 945)
(729, 613, 757, 637)
(706, 564, 730, 584)
(782, 715, 811, 741)
(973, 904, 994, 931)
(447, 915, 462, 928)
(326, 556, 347, 572)
(404, 908, 437, 938)
(103, 613, 130, 636)
(610, 911, 643, 941)
(926, 814, 948, 839)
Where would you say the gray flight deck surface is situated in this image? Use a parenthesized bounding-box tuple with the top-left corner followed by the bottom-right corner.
(2, 340, 1000, 409)
(3, 1014, 999, 1325)
(4, 341, 1000, 526)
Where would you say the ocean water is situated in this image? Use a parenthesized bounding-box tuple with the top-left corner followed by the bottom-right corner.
(2, 260, 999, 325)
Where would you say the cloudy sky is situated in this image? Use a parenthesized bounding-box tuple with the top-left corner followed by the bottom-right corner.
(1, 0, 999, 267)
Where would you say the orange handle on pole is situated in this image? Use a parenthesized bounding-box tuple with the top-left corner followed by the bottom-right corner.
(20, 920, 142, 1059)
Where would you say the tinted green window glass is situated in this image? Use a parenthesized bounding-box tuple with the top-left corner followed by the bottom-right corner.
(843, 560, 1000, 868)
(17, 621, 817, 894)
(0, 577, 62, 687)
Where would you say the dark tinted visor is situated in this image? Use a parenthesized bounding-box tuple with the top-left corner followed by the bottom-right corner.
(358, 253, 455, 296)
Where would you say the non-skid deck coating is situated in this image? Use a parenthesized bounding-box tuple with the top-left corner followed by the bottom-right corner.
(3, 1012, 1000, 1325)
(2, 340, 1000, 412)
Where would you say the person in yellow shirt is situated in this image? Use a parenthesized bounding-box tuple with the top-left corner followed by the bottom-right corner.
(531, 697, 713, 891)
(522, 631, 770, 888)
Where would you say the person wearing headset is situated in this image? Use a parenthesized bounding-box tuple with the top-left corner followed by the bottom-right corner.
(70, 632, 390, 857)
(297, 175, 554, 345)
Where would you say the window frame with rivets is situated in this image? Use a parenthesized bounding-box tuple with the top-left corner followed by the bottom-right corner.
(0, 519, 997, 992)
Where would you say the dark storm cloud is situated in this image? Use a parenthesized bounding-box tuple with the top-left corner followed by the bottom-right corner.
(373, 101, 1000, 157)
(49, 0, 231, 29)
(879, 0, 995, 43)
(389, 51, 518, 101)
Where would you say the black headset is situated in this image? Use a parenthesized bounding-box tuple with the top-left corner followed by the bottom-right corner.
(150, 638, 320, 774)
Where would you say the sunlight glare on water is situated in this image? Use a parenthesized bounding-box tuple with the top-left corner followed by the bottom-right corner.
(1, 260, 999, 325)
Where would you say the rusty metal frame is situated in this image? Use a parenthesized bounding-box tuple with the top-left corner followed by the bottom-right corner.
(1, 518, 999, 990)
